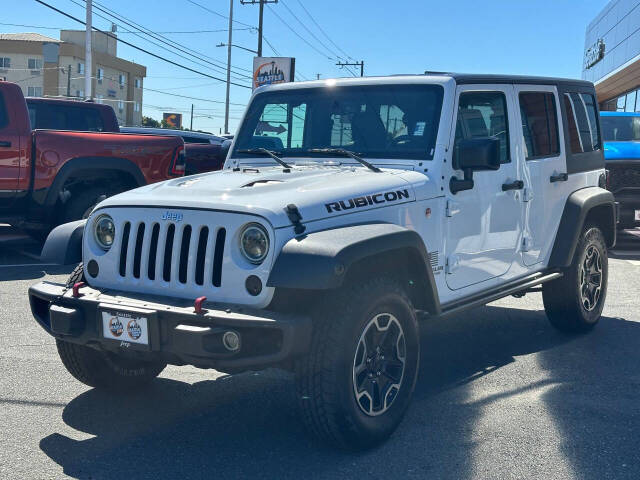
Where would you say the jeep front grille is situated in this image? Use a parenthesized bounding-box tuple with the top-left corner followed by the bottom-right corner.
(607, 162, 640, 193)
(118, 221, 226, 287)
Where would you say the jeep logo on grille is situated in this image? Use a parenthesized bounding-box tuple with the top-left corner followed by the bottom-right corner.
(161, 211, 183, 222)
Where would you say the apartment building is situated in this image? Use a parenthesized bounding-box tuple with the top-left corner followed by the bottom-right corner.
(0, 30, 145, 125)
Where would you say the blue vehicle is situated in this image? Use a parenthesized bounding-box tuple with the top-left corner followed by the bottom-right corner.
(600, 111, 640, 228)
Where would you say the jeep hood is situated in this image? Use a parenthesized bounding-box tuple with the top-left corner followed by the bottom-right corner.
(99, 165, 433, 228)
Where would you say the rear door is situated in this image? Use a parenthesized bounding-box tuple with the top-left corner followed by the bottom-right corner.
(0, 89, 22, 200)
(513, 85, 567, 266)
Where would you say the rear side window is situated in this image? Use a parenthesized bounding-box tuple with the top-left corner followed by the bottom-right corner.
(0, 93, 8, 129)
(32, 104, 105, 132)
(455, 91, 510, 164)
(564, 93, 600, 153)
(519, 92, 560, 159)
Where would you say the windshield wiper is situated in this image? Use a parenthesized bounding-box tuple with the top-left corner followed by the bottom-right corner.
(237, 148, 292, 169)
(306, 148, 381, 173)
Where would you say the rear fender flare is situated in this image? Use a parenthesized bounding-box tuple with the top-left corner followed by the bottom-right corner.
(549, 187, 616, 268)
(42, 157, 146, 208)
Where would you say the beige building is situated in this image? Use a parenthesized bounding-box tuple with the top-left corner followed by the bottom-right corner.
(0, 31, 145, 126)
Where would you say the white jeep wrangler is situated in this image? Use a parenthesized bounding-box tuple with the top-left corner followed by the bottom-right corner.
(30, 73, 616, 449)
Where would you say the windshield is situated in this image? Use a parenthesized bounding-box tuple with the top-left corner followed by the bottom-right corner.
(232, 84, 444, 161)
(600, 115, 640, 142)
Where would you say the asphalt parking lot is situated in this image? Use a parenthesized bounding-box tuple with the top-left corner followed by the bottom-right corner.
(1, 225, 639, 480)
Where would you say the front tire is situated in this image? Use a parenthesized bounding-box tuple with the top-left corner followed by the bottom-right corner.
(295, 277, 420, 450)
(57, 263, 166, 389)
(543, 225, 608, 332)
(56, 339, 166, 390)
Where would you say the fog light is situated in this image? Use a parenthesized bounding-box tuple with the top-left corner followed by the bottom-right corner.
(222, 331, 241, 352)
(245, 275, 262, 296)
(87, 259, 99, 278)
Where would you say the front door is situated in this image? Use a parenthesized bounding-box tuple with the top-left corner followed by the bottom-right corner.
(0, 90, 21, 201)
(445, 85, 523, 290)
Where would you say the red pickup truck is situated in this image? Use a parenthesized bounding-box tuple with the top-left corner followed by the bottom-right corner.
(0, 82, 185, 238)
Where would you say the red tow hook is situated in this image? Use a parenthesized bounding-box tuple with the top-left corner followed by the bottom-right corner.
(72, 282, 86, 298)
(194, 296, 207, 314)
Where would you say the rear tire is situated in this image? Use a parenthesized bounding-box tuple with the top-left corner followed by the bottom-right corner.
(61, 184, 127, 223)
(543, 225, 608, 333)
(295, 277, 420, 450)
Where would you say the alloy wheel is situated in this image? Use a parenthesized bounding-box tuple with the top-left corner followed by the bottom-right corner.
(352, 313, 406, 416)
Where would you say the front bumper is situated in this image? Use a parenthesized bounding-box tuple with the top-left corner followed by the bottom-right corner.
(28, 282, 311, 372)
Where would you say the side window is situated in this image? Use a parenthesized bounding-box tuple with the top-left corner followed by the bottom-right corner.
(564, 92, 600, 153)
(28, 105, 36, 130)
(455, 91, 510, 164)
(518, 92, 560, 159)
(0, 93, 8, 129)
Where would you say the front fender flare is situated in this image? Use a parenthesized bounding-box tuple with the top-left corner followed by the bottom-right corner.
(40, 220, 85, 265)
(267, 223, 441, 315)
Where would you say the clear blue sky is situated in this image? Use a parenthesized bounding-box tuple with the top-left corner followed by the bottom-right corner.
(8, 0, 608, 133)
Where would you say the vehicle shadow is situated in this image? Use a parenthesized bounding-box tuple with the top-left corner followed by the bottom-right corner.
(0, 265, 74, 282)
(38, 305, 638, 480)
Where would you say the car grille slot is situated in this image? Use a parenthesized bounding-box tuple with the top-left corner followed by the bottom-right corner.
(608, 163, 640, 192)
(117, 221, 226, 288)
(119, 222, 131, 277)
(133, 223, 145, 279)
(213, 228, 226, 287)
(163, 224, 176, 282)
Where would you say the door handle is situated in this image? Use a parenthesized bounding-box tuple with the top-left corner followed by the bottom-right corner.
(502, 180, 524, 191)
(550, 173, 568, 183)
(0, 141, 11, 147)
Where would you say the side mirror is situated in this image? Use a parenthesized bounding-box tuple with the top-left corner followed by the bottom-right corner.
(454, 137, 501, 171)
(450, 137, 501, 194)
(218, 139, 232, 162)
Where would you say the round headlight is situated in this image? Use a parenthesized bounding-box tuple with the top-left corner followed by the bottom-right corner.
(94, 214, 115, 251)
(239, 223, 269, 264)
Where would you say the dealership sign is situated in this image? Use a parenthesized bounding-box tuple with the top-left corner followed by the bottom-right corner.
(584, 38, 605, 70)
(252, 57, 295, 90)
(163, 113, 182, 129)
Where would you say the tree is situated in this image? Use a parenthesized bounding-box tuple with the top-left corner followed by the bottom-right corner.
(142, 116, 160, 128)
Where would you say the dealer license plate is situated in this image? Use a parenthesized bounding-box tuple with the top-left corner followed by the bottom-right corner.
(102, 310, 149, 345)
(635, 210, 640, 222)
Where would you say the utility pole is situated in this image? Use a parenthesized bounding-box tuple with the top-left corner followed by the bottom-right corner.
(240, 0, 278, 57)
(336, 60, 365, 77)
(190, 104, 194, 130)
(224, 0, 233, 134)
(85, 0, 92, 100)
(67, 65, 71, 97)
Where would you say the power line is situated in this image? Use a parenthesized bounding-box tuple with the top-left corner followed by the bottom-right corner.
(144, 87, 248, 106)
(34, 0, 252, 89)
(0, 21, 251, 34)
(185, 0, 256, 29)
(70, 0, 252, 79)
(295, 0, 355, 62)
(279, 0, 336, 59)
(89, 0, 253, 74)
(266, 4, 332, 60)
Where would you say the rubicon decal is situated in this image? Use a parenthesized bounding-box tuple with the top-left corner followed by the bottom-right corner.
(325, 189, 411, 213)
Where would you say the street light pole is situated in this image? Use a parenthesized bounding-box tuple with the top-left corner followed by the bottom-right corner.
(224, 0, 233, 134)
(85, 0, 92, 100)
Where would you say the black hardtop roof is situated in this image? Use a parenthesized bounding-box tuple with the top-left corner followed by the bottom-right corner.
(424, 72, 594, 89)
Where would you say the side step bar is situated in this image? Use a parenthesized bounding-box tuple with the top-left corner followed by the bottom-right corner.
(428, 271, 563, 320)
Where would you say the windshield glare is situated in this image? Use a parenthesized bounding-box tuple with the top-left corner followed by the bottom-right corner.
(600, 115, 640, 142)
(232, 85, 444, 161)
